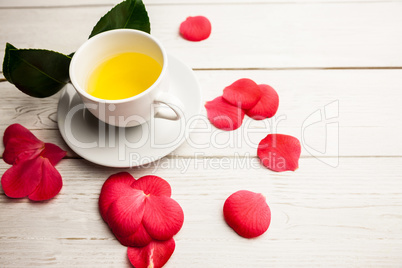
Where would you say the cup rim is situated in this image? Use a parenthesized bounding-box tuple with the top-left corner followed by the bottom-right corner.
(69, 29, 168, 104)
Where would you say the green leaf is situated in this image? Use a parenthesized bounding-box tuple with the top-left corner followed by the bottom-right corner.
(3, 43, 16, 83)
(5, 44, 71, 98)
(89, 0, 150, 38)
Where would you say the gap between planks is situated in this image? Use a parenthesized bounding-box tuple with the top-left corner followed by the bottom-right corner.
(2, 66, 402, 79)
(193, 66, 402, 71)
(1, 155, 402, 161)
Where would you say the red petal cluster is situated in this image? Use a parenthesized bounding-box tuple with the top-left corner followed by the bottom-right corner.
(99, 172, 183, 268)
(205, 79, 301, 172)
(1, 124, 66, 201)
(180, 16, 211, 42)
(205, 78, 279, 131)
(257, 134, 301, 172)
(223, 190, 271, 238)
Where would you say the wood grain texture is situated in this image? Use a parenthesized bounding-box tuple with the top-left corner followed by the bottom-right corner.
(1, 0, 401, 267)
(1, 69, 401, 158)
(0, 157, 402, 267)
(1, 2, 402, 69)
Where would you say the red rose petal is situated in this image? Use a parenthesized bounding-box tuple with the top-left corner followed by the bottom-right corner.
(1, 124, 65, 201)
(1, 156, 42, 198)
(12, 149, 42, 165)
(99, 172, 136, 221)
(132, 175, 172, 197)
(257, 134, 301, 172)
(223, 190, 271, 238)
(3, 123, 40, 146)
(41, 143, 67, 166)
(3, 124, 44, 165)
(205, 96, 245, 131)
(142, 195, 184, 241)
(98, 173, 184, 247)
(222, 78, 261, 110)
(246, 84, 279, 120)
(28, 158, 63, 201)
(106, 190, 146, 237)
(180, 16, 211, 42)
(116, 224, 153, 247)
(127, 238, 175, 268)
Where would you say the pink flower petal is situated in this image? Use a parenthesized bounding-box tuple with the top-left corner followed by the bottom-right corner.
(222, 78, 261, 110)
(1, 156, 42, 198)
(257, 134, 301, 172)
(223, 190, 271, 238)
(41, 143, 67, 166)
(127, 238, 175, 268)
(246, 84, 279, 120)
(180, 16, 211, 42)
(205, 96, 245, 131)
(142, 195, 184, 241)
(28, 157, 63, 201)
(106, 190, 146, 237)
(99, 172, 136, 221)
(3, 124, 44, 165)
(132, 175, 171, 197)
(116, 224, 153, 247)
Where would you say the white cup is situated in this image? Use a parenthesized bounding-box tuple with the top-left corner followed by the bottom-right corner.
(69, 29, 184, 127)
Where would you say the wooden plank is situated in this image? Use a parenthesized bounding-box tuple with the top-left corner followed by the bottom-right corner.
(1, 2, 402, 69)
(0, 69, 401, 157)
(0, 157, 401, 266)
(0, 0, 383, 8)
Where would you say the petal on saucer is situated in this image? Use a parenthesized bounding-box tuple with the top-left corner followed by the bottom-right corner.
(28, 157, 63, 201)
(106, 190, 146, 237)
(132, 175, 172, 197)
(257, 134, 301, 172)
(127, 238, 176, 268)
(142, 195, 184, 241)
(41, 143, 67, 166)
(180, 16, 211, 42)
(246, 84, 279, 120)
(1, 156, 42, 198)
(99, 172, 137, 221)
(223, 190, 271, 238)
(222, 78, 261, 110)
(3, 124, 44, 165)
(116, 224, 153, 247)
(205, 96, 245, 131)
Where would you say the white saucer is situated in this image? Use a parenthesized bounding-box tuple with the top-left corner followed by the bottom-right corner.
(57, 54, 202, 168)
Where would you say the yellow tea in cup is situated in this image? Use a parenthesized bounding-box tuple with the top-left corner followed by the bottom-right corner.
(86, 52, 162, 100)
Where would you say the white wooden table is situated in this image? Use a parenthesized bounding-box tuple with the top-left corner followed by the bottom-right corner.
(1, 0, 402, 267)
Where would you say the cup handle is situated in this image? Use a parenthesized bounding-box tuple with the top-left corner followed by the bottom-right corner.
(153, 92, 184, 120)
